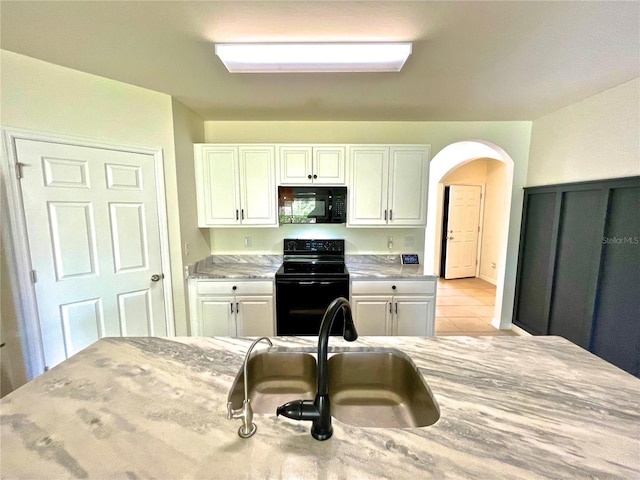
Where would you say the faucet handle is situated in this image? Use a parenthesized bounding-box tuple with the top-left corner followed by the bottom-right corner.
(227, 401, 237, 420)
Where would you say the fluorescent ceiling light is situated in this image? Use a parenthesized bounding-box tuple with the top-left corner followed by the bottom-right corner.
(215, 43, 412, 73)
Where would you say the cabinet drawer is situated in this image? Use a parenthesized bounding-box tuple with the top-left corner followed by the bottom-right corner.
(196, 280, 273, 296)
(351, 279, 435, 295)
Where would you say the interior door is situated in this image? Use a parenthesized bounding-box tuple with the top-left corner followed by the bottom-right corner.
(444, 185, 482, 279)
(16, 139, 168, 369)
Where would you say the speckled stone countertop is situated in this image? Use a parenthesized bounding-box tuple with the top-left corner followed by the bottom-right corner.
(188, 255, 282, 279)
(346, 254, 435, 279)
(2, 336, 638, 479)
(188, 254, 436, 280)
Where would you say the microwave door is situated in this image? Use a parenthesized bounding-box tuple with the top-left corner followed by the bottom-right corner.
(293, 194, 328, 222)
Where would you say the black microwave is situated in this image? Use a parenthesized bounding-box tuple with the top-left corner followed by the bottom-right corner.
(278, 186, 347, 224)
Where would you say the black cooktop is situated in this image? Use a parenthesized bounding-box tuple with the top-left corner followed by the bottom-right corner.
(276, 262, 349, 276)
(277, 238, 348, 278)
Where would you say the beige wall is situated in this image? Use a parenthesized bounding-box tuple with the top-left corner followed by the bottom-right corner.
(441, 159, 488, 184)
(171, 99, 207, 334)
(0, 50, 189, 387)
(528, 78, 640, 186)
(479, 160, 506, 283)
(210, 225, 425, 254)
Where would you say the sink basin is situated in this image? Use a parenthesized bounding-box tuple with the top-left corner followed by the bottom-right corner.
(227, 351, 317, 414)
(327, 350, 440, 428)
(227, 348, 439, 428)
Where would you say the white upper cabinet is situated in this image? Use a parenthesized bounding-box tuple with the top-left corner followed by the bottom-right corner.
(348, 145, 430, 227)
(279, 145, 346, 185)
(195, 144, 276, 227)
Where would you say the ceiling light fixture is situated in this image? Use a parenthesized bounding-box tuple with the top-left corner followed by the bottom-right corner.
(214, 42, 412, 73)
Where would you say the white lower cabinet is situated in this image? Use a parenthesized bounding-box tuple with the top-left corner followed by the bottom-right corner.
(351, 280, 435, 336)
(189, 280, 275, 337)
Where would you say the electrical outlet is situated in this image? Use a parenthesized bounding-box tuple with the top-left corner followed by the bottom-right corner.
(184, 242, 191, 256)
(404, 236, 415, 247)
(244, 237, 252, 248)
(387, 236, 393, 249)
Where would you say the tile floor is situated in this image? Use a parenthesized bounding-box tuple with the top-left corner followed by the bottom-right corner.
(436, 277, 518, 337)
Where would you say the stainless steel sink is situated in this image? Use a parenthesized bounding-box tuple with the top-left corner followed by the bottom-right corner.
(227, 348, 439, 428)
(327, 350, 440, 428)
(227, 351, 317, 414)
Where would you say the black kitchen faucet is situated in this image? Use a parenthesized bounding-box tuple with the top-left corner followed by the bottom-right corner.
(276, 297, 358, 440)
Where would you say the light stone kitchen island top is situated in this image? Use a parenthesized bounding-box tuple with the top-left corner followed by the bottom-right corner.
(1, 336, 638, 479)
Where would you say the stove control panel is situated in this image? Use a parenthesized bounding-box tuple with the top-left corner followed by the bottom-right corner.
(283, 238, 345, 254)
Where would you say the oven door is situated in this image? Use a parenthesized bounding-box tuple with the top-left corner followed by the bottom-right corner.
(276, 278, 348, 335)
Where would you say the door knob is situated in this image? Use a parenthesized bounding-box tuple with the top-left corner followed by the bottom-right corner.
(151, 274, 164, 282)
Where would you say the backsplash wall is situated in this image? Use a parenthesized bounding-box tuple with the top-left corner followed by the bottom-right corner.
(209, 225, 425, 255)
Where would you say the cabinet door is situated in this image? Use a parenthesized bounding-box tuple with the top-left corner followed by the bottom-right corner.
(236, 296, 274, 337)
(388, 147, 429, 226)
(239, 146, 277, 225)
(394, 296, 433, 336)
(352, 295, 392, 335)
(279, 146, 313, 184)
(195, 145, 240, 226)
(313, 146, 346, 185)
(348, 147, 389, 226)
(198, 297, 235, 336)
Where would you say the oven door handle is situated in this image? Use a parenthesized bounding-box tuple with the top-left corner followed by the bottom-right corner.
(278, 280, 343, 286)
(298, 281, 336, 285)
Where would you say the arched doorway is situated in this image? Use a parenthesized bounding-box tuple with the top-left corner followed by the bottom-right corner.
(424, 140, 515, 330)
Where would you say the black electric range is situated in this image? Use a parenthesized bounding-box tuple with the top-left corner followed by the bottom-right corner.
(275, 239, 349, 336)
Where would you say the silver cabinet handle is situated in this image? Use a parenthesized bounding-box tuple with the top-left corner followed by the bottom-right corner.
(389, 302, 392, 314)
(236, 209, 239, 220)
(384, 210, 388, 221)
(241, 209, 245, 220)
(389, 210, 393, 221)
(151, 274, 164, 282)
(230, 303, 234, 313)
(395, 302, 398, 315)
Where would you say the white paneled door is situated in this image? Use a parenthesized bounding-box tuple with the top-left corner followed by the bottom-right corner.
(16, 139, 167, 369)
(444, 185, 482, 279)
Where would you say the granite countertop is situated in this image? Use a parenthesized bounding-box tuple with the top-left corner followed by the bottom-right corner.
(346, 254, 435, 279)
(2, 336, 638, 479)
(188, 254, 436, 280)
(188, 255, 282, 279)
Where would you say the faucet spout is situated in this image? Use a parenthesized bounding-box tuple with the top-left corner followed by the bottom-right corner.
(276, 297, 358, 441)
(227, 336, 273, 438)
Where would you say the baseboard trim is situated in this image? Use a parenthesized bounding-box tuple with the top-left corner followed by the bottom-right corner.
(478, 274, 497, 285)
(510, 324, 532, 336)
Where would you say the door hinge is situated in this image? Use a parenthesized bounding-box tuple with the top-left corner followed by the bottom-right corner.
(15, 162, 25, 179)
(44, 365, 50, 372)
(30, 270, 37, 283)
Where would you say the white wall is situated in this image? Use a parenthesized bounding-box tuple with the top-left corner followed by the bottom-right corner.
(528, 78, 640, 186)
(0, 50, 190, 388)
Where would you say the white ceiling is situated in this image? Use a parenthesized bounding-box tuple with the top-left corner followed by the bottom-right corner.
(1, 1, 638, 121)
